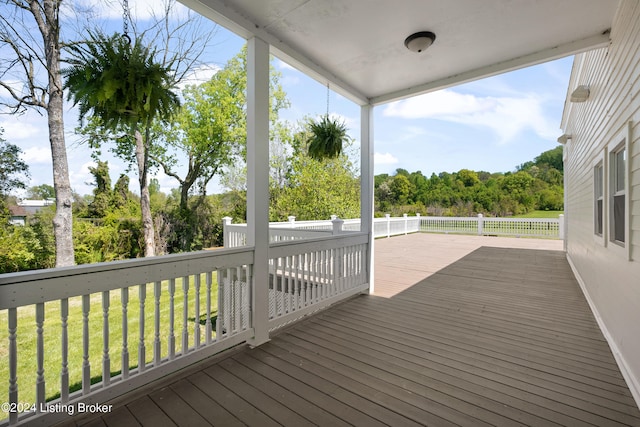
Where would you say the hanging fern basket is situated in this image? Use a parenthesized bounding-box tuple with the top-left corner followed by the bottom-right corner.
(307, 115, 350, 160)
(63, 31, 179, 131)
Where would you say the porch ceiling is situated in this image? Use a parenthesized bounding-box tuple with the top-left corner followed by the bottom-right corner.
(179, 0, 616, 105)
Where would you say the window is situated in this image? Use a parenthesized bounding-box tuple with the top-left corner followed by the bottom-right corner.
(610, 144, 626, 245)
(594, 163, 603, 236)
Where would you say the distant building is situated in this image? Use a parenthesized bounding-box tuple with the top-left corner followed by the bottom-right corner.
(18, 199, 55, 214)
(7, 199, 55, 225)
(8, 205, 28, 226)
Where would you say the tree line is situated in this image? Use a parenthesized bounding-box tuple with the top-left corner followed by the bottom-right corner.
(374, 145, 563, 217)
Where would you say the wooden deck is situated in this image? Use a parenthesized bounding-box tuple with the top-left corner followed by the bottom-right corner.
(61, 234, 640, 427)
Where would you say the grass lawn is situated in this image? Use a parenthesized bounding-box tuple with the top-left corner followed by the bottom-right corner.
(513, 210, 564, 218)
(0, 273, 218, 420)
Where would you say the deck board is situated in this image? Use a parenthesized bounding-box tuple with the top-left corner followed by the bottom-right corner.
(59, 234, 640, 427)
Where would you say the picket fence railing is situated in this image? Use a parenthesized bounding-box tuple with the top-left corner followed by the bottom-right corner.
(223, 213, 565, 244)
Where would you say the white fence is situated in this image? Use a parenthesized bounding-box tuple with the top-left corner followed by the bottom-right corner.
(0, 231, 369, 426)
(224, 213, 564, 245)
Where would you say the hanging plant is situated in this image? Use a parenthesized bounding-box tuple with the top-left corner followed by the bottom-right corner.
(62, 30, 180, 131)
(307, 115, 350, 160)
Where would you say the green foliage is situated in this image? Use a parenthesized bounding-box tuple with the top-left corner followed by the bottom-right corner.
(375, 148, 564, 217)
(271, 151, 360, 221)
(63, 31, 180, 132)
(26, 184, 55, 200)
(0, 133, 30, 196)
(0, 209, 55, 273)
(307, 115, 350, 160)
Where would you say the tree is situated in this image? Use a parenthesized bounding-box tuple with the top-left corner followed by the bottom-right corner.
(272, 153, 360, 221)
(155, 48, 289, 251)
(26, 184, 55, 200)
(66, 0, 215, 256)
(0, 133, 29, 198)
(64, 31, 180, 256)
(1, 0, 75, 266)
(535, 146, 563, 172)
(87, 161, 112, 218)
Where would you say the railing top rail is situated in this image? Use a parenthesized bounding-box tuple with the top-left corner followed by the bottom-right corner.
(0, 247, 254, 309)
(269, 232, 368, 258)
(483, 217, 559, 223)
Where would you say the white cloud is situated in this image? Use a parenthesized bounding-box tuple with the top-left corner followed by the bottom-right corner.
(66, 161, 97, 195)
(0, 116, 44, 141)
(22, 147, 52, 164)
(177, 64, 221, 90)
(383, 89, 558, 143)
(374, 152, 399, 165)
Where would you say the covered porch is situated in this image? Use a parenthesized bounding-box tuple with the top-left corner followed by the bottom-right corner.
(62, 234, 640, 426)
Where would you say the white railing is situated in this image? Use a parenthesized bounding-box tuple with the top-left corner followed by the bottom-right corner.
(0, 227, 370, 426)
(0, 248, 256, 426)
(224, 213, 565, 243)
(268, 233, 369, 331)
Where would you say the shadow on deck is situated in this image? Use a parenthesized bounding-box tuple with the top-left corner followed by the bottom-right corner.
(62, 235, 640, 427)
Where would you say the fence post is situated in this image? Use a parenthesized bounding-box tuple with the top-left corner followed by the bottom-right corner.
(403, 213, 408, 235)
(332, 217, 344, 235)
(288, 216, 296, 228)
(477, 214, 483, 236)
(222, 217, 232, 247)
(385, 214, 391, 238)
(559, 214, 565, 240)
(416, 213, 421, 232)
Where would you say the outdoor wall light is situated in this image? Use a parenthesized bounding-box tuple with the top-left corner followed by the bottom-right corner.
(404, 31, 436, 53)
(570, 85, 590, 102)
(557, 134, 572, 144)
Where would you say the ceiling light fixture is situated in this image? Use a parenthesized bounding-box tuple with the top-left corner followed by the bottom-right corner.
(404, 31, 436, 53)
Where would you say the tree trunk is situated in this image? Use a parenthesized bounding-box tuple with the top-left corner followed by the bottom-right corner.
(40, 0, 75, 267)
(135, 129, 156, 257)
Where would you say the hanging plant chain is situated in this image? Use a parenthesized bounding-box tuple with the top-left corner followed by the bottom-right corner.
(326, 82, 330, 118)
(122, 0, 132, 45)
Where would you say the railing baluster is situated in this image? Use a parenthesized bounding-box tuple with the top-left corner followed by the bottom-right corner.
(138, 284, 146, 372)
(292, 255, 299, 311)
(168, 279, 176, 360)
(102, 291, 110, 386)
(36, 303, 45, 410)
(121, 288, 129, 379)
(194, 274, 201, 349)
(154, 281, 162, 366)
(81, 294, 91, 394)
(60, 298, 69, 403)
(8, 307, 18, 425)
(206, 272, 213, 344)
(224, 268, 232, 334)
(279, 259, 285, 316)
(182, 276, 189, 355)
(243, 265, 251, 330)
(234, 268, 241, 332)
(216, 270, 223, 338)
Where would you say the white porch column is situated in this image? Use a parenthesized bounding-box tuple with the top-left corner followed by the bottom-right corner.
(360, 104, 375, 294)
(246, 36, 270, 346)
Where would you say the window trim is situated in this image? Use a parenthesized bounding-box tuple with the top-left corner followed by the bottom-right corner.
(606, 122, 631, 260)
(593, 157, 605, 244)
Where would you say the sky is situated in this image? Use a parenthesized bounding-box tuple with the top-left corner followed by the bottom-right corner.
(0, 0, 572, 198)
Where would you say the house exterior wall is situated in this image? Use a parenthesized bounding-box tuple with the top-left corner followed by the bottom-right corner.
(560, 0, 640, 404)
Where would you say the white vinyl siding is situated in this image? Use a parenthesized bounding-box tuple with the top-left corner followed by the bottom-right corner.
(560, 0, 640, 405)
